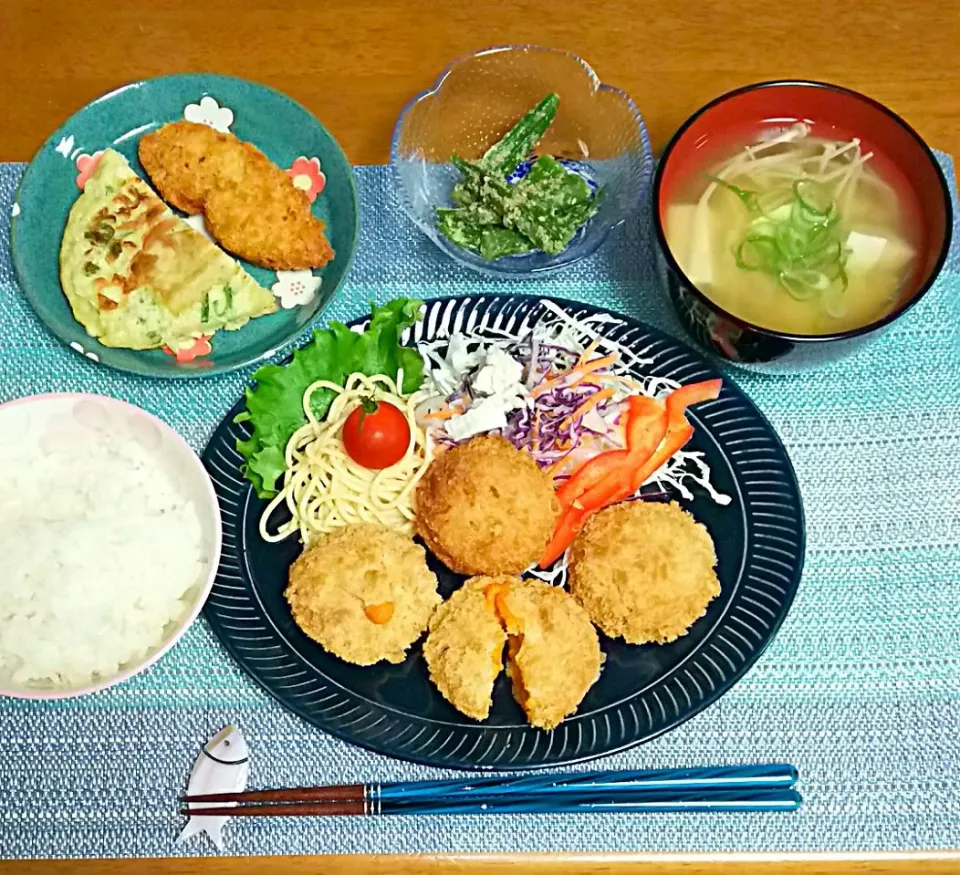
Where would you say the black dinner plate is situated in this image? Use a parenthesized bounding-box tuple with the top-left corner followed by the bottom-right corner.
(201, 295, 805, 770)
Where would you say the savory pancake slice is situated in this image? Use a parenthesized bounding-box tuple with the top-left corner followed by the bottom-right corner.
(59, 149, 277, 350)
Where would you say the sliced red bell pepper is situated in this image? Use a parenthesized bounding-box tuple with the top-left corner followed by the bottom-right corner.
(538, 506, 588, 569)
(555, 449, 630, 510)
(539, 380, 721, 567)
(629, 422, 694, 492)
(624, 396, 666, 452)
(576, 397, 668, 510)
(666, 378, 722, 413)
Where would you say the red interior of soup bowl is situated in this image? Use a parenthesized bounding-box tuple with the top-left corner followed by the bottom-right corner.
(655, 81, 952, 338)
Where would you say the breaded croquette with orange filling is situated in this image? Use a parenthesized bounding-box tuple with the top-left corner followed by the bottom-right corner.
(285, 525, 440, 666)
(498, 578, 602, 730)
(422, 577, 507, 721)
(424, 575, 602, 729)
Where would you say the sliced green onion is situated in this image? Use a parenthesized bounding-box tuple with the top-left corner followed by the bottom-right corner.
(735, 235, 781, 272)
(726, 172, 850, 306)
(705, 173, 760, 212)
(778, 272, 819, 300)
(793, 179, 833, 216)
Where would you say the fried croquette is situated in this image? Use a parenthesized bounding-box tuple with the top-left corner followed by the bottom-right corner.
(138, 121, 334, 271)
(498, 578, 602, 730)
(424, 576, 602, 728)
(422, 577, 507, 721)
(415, 435, 560, 575)
(568, 501, 720, 644)
(285, 525, 440, 666)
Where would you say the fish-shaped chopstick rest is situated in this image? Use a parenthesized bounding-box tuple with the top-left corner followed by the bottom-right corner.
(177, 725, 250, 850)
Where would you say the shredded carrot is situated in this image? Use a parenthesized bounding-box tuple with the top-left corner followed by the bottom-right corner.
(424, 403, 464, 422)
(574, 337, 602, 368)
(532, 354, 619, 397)
(559, 388, 615, 432)
(531, 409, 541, 452)
(567, 374, 603, 390)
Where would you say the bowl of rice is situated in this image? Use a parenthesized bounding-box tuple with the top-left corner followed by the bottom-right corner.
(0, 393, 221, 699)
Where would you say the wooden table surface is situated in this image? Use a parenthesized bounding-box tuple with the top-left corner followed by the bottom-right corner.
(1, 0, 958, 872)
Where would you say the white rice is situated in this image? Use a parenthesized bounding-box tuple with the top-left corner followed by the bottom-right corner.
(0, 427, 205, 690)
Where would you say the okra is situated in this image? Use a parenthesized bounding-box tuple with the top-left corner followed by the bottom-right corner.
(481, 93, 560, 175)
(522, 154, 565, 185)
(436, 208, 484, 253)
(480, 227, 534, 260)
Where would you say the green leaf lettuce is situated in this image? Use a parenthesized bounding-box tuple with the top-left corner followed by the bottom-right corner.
(235, 298, 425, 498)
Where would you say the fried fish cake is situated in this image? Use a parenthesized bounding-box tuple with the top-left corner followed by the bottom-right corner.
(285, 525, 441, 666)
(423, 577, 507, 721)
(204, 174, 334, 271)
(138, 121, 226, 214)
(138, 121, 334, 271)
(498, 578, 602, 730)
(416, 435, 560, 576)
(568, 501, 720, 645)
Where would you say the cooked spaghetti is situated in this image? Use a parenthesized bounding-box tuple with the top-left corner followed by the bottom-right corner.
(260, 372, 432, 544)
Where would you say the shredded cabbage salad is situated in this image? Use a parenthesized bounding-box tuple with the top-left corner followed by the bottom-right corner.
(416, 300, 730, 582)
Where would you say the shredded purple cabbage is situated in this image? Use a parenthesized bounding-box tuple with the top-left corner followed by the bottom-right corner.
(431, 338, 625, 472)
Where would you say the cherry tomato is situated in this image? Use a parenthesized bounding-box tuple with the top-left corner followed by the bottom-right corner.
(342, 399, 410, 469)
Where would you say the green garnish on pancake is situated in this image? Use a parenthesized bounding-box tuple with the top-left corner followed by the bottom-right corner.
(59, 149, 277, 350)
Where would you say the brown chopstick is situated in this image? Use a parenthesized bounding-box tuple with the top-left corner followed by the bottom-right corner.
(181, 801, 365, 817)
(183, 784, 364, 805)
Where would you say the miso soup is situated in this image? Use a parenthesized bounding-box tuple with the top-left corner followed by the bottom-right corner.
(665, 123, 917, 335)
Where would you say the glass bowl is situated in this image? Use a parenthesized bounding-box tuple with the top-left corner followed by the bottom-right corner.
(391, 45, 652, 276)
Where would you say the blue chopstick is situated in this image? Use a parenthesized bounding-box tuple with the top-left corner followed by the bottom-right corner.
(184, 787, 803, 817)
(375, 763, 797, 803)
(183, 763, 801, 817)
(381, 788, 803, 816)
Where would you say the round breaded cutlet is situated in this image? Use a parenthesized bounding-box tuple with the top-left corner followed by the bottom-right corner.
(422, 576, 509, 721)
(285, 525, 441, 666)
(415, 435, 560, 575)
(500, 579, 603, 730)
(569, 501, 720, 645)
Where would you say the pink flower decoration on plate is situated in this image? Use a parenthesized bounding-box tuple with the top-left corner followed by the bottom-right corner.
(163, 335, 213, 364)
(75, 151, 104, 191)
(287, 156, 326, 202)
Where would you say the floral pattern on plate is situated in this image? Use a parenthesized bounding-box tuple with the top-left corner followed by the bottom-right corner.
(74, 151, 104, 191)
(287, 157, 326, 203)
(184, 96, 234, 133)
(271, 270, 322, 309)
(164, 334, 213, 363)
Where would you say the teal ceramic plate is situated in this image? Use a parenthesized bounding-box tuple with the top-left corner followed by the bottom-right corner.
(11, 73, 358, 377)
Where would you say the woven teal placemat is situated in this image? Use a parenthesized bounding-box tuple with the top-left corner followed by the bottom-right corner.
(1, 160, 958, 859)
